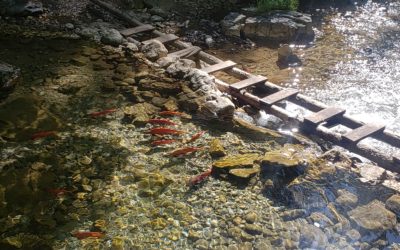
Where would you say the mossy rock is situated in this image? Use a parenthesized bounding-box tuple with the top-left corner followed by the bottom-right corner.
(209, 138, 226, 158)
(213, 153, 260, 169)
(262, 144, 306, 167)
(229, 166, 260, 178)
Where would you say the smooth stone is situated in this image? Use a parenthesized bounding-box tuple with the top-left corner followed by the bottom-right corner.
(308, 212, 334, 228)
(244, 211, 257, 224)
(195, 239, 209, 250)
(386, 195, 400, 217)
(335, 189, 358, 207)
(244, 224, 263, 235)
(100, 28, 124, 46)
(262, 144, 304, 167)
(299, 223, 328, 249)
(70, 57, 87, 66)
(348, 200, 397, 233)
(141, 40, 168, 61)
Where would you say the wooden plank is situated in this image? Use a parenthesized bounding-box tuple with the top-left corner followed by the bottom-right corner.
(120, 24, 154, 37)
(229, 76, 267, 92)
(201, 60, 237, 74)
(168, 46, 201, 59)
(260, 88, 299, 106)
(342, 124, 385, 143)
(304, 107, 346, 126)
(142, 34, 179, 44)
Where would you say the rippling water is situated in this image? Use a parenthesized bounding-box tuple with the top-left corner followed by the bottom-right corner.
(302, 0, 400, 131)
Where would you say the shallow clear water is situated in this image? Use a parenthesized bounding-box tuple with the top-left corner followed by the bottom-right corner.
(302, 0, 400, 131)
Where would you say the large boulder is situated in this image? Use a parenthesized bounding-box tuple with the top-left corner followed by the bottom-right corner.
(0, 0, 43, 16)
(221, 11, 314, 43)
(0, 61, 20, 91)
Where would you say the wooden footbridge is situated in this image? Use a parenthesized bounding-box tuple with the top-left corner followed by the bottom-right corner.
(91, 0, 400, 173)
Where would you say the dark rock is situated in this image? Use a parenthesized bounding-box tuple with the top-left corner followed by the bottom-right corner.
(0, 0, 43, 16)
(0, 61, 20, 91)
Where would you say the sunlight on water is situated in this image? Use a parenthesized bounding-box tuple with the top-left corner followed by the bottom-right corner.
(304, 0, 400, 133)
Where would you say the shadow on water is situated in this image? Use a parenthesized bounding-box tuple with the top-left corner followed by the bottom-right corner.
(0, 36, 135, 249)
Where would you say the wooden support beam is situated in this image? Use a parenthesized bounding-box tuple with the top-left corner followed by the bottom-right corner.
(119, 24, 155, 37)
(260, 88, 299, 107)
(230, 76, 267, 92)
(304, 107, 346, 127)
(201, 60, 237, 74)
(342, 124, 385, 144)
(142, 34, 179, 44)
(168, 46, 201, 59)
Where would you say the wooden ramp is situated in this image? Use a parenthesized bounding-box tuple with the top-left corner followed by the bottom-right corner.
(91, 0, 400, 174)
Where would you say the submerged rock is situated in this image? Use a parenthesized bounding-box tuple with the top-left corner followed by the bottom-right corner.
(299, 223, 328, 249)
(348, 200, 397, 233)
(386, 194, 400, 217)
(213, 153, 259, 169)
(262, 144, 305, 167)
(209, 138, 226, 158)
(0, 61, 20, 91)
(123, 102, 160, 124)
(229, 166, 260, 178)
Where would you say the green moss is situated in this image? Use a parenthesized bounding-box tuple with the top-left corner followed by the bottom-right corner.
(257, 0, 299, 12)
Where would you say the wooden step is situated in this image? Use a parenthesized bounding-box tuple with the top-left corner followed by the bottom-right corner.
(120, 24, 155, 37)
(142, 34, 179, 45)
(168, 46, 201, 59)
(342, 124, 385, 143)
(201, 60, 237, 74)
(229, 76, 267, 92)
(304, 107, 346, 126)
(260, 88, 299, 107)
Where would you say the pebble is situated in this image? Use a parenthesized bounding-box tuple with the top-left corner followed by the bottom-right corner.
(244, 224, 263, 235)
(195, 239, 209, 250)
(65, 23, 74, 29)
(244, 211, 257, 224)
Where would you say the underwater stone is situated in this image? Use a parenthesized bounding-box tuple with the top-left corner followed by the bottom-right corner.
(123, 102, 160, 124)
(385, 194, 400, 217)
(229, 166, 260, 178)
(213, 153, 259, 169)
(348, 200, 396, 233)
(209, 138, 226, 158)
(262, 144, 305, 167)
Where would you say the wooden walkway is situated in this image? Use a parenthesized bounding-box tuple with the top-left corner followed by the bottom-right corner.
(91, 0, 400, 173)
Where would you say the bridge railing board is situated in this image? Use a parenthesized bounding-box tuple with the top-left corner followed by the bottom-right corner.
(90, 0, 400, 173)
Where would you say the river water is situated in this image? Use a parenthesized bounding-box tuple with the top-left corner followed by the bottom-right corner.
(211, 0, 400, 155)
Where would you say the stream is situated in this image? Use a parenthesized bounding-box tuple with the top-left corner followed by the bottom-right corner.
(1, 1, 400, 249)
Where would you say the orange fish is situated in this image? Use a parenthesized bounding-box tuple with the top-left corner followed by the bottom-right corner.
(187, 131, 206, 143)
(169, 147, 203, 157)
(187, 169, 213, 186)
(89, 108, 116, 118)
(159, 111, 186, 116)
(72, 231, 104, 240)
(147, 127, 184, 135)
(151, 139, 176, 146)
(147, 119, 177, 126)
(31, 131, 57, 140)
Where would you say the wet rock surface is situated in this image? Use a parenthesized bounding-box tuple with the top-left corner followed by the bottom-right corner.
(221, 11, 314, 42)
(0, 61, 20, 92)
